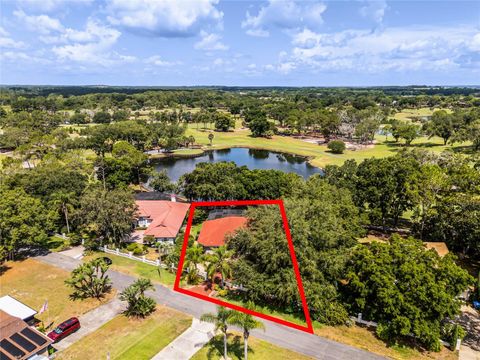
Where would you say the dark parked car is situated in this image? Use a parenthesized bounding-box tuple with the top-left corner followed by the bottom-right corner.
(100, 256, 112, 265)
(47, 317, 80, 343)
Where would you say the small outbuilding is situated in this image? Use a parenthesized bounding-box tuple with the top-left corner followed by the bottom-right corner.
(0, 296, 37, 324)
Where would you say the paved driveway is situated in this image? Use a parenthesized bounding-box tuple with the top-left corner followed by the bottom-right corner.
(54, 297, 125, 351)
(36, 252, 385, 360)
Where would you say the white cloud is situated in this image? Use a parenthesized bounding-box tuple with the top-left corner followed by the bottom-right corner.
(242, 0, 326, 37)
(194, 31, 228, 51)
(14, 9, 64, 35)
(359, 0, 388, 24)
(0, 26, 27, 49)
(470, 33, 480, 51)
(145, 55, 178, 67)
(0, 50, 50, 64)
(106, 0, 223, 37)
(52, 19, 132, 66)
(0, 26, 8, 37)
(287, 26, 480, 73)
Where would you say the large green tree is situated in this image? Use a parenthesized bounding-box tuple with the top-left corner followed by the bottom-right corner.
(0, 187, 51, 261)
(343, 235, 473, 351)
(355, 155, 420, 228)
(76, 187, 136, 247)
(228, 177, 365, 325)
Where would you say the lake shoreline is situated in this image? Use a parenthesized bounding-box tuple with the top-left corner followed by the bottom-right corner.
(148, 144, 322, 170)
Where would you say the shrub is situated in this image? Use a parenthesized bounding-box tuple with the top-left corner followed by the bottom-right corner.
(126, 242, 145, 255)
(327, 140, 346, 154)
(143, 235, 155, 244)
(442, 323, 466, 350)
(120, 278, 156, 318)
(217, 289, 228, 297)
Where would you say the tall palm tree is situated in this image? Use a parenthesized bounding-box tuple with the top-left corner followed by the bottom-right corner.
(229, 302, 265, 360)
(206, 246, 233, 288)
(185, 242, 203, 271)
(51, 191, 75, 233)
(185, 243, 204, 283)
(200, 306, 233, 360)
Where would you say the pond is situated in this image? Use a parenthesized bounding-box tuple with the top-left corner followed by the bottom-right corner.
(152, 148, 322, 181)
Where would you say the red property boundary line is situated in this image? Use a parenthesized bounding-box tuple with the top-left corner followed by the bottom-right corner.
(173, 199, 314, 334)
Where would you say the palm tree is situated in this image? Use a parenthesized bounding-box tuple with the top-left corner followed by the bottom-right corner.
(185, 243, 204, 283)
(51, 191, 75, 233)
(186, 243, 203, 271)
(229, 302, 265, 360)
(206, 246, 233, 288)
(119, 278, 156, 317)
(200, 306, 232, 359)
(134, 277, 154, 296)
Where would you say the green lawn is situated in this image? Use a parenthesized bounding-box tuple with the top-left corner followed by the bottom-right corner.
(47, 235, 70, 252)
(0, 259, 115, 326)
(314, 324, 457, 360)
(84, 252, 177, 287)
(58, 306, 192, 360)
(185, 125, 471, 168)
(150, 148, 204, 159)
(192, 333, 313, 360)
(393, 107, 452, 122)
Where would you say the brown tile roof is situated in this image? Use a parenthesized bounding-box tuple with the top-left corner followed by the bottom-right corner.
(136, 200, 190, 238)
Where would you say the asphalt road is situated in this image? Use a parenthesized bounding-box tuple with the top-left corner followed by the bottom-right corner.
(36, 252, 386, 360)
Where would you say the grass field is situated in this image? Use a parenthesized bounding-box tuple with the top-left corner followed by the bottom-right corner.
(191, 332, 312, 360)
(84, 252, 177, 287)
(149, 148, 204, 159)
(314, 325, 457, 360)
(0, 259, 115, 327)
(185, 124, 471, 168)
(57, 306, 192, 360)
(393, 108, 452, 122)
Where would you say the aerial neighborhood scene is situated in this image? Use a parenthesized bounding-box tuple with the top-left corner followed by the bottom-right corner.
(1, 0, 480, 359)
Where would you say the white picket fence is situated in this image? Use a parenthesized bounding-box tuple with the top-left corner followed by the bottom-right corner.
(352, 313, 461, 351)
(101, 246, 168, 268)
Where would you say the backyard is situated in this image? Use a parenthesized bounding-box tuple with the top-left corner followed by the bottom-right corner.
(57, 306, 192, 360)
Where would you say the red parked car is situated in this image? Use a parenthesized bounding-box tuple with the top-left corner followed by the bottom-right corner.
(47, 317, 80, 342)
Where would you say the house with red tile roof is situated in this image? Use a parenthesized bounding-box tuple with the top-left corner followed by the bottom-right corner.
(197, 216, 248, 249)
(135, 200, 190, 243)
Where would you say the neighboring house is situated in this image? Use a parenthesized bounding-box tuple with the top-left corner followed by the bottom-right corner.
(197, 216, 248, 249)
(0, 296, 37, 324)
(0, 310, 52, 360)
(134, 200, 190, 243)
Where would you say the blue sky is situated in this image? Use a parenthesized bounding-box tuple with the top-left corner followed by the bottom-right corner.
(0, 0, 479, 86)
